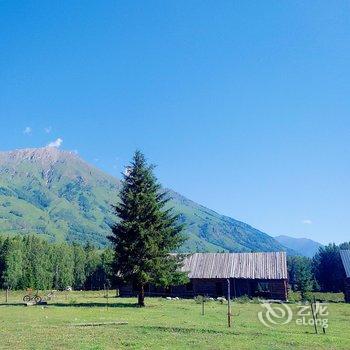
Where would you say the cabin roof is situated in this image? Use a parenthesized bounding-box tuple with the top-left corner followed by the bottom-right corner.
(180, 252, 287, 279)
(340, 250, 350, 278)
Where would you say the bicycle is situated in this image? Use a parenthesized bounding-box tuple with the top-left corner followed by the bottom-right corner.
(23, 290, 42, 303)
(44, 290, 56, 301)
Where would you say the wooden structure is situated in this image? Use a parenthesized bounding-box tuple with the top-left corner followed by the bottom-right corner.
(340, 250, 350, 303)
(119, 252, 288, 300)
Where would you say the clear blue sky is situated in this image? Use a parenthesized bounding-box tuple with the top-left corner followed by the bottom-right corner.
(1, 1, 349, 244)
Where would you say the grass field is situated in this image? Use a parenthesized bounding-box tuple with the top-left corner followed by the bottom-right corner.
(0, 291, 349, 350)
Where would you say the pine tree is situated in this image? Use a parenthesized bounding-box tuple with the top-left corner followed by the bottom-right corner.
(312, 243, 345, 292)
(109, 151, 188, 306)
(295, 257, 313, 299)
(287, 255, 314, 297)
(21, 236, 53, 289)
(99, 248, 114, 288)
(72, 243, 87, 290)
(84, 242, 101, 290)
(1, 237, 24, 289)
(52, 242, 74, 290)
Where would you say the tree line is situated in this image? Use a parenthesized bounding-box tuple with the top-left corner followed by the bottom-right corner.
(0, 234, 349, 299)
(0, 235, 114, 291)
(288, 241, 350, 298)
(1, 233, 349, 296)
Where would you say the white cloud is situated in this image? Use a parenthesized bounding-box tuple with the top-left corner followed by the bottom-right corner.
(23, 126, 32, 135)
(44, 126, 52, 134)
(302, 219, 313, 225)
(47, 138, 63, 148)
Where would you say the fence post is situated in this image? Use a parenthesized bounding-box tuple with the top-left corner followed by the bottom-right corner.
(5, 288, 9, 303)
(310, 301, 318, 334)
(227, 279, 231, 328)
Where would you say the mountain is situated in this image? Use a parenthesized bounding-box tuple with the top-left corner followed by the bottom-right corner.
(0, 147, 290, 253)
(275, 235, 323, 258)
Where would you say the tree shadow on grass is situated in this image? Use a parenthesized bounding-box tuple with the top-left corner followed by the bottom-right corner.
(50, 302, 140, 308)
(0, 302, 139, 308)
(136, 325, 239, 336)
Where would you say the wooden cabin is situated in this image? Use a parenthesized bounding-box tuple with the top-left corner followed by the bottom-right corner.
(340, 250, 350, 303)
(119, 252, 288, 300)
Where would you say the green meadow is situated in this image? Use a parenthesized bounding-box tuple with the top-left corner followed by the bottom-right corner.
(0, 291, 349, 350)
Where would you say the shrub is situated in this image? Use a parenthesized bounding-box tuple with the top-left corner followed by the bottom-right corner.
(234, 295, 250, 303)
(288, 291, 345, 303)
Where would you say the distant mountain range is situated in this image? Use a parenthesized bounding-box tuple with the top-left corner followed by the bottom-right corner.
(0, 147, 293, 253)
(275, 235, 323, 258)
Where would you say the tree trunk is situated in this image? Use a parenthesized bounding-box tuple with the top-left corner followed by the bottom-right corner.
(138, 283, 145, 307)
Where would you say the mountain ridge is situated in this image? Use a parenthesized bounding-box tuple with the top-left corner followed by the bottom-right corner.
(275, 235, 322, 258)
(0, 147, 291, 253)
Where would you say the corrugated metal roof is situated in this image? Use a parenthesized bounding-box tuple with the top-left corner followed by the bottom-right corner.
(180, 252, 287, 279)
(340, 250, 350, 278)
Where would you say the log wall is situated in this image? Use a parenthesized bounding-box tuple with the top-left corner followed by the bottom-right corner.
(345, 278, 350, 303)
(119, 278, 288, 301)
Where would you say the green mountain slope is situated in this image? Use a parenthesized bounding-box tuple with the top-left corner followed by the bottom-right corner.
(275, 235, 323, 258)
(0, 147, 120, 246)
(0, 147, 289, 253)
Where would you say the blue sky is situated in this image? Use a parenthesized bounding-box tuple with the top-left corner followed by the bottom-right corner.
(1, 1, 349, 244)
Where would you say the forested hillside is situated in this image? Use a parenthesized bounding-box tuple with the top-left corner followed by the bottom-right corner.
(0, 147, 289, 253)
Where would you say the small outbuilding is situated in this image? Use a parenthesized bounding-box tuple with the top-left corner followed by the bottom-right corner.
(340, 250, 350, 303)
(119, 251, 288, 300)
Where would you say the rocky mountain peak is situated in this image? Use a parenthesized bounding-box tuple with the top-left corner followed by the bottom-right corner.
(0, 147, 78, 165)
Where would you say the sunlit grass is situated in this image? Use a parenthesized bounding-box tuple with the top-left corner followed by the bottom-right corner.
(0, 291, 349, 349)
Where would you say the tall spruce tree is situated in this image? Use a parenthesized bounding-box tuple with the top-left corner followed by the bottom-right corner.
(109, 151, 187, 306)
(312, 243, 346, 292)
